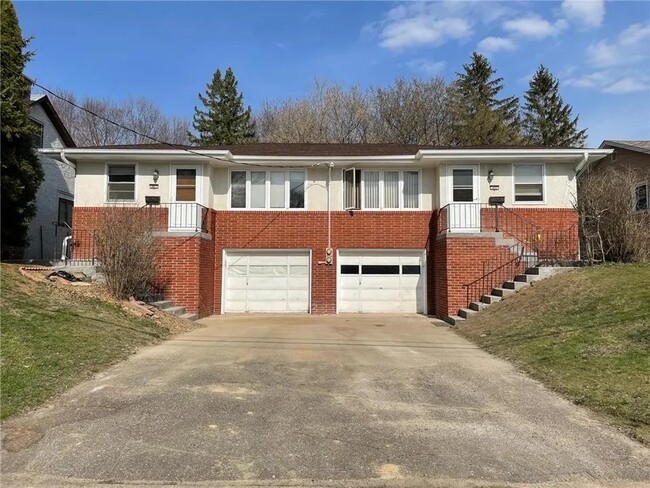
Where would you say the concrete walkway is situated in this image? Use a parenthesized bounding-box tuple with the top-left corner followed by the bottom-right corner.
(2, 314, 649, 487)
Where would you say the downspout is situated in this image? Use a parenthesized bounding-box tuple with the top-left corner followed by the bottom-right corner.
(575, 152, 589, 176)
(326, 162, 334, 265)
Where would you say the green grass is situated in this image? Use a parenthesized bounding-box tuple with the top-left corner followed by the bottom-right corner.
(456, 264, 650, 444)
(0, 264, 169, 419)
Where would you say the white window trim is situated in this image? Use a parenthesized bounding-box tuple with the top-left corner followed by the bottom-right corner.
(634, 180, 649, 213)
(512, 163, 546, 205)
(169, 164, 203, 204)
(227, 169, 307, 211)
(104, 162, 138, 204)
(348, 169, 422, 211)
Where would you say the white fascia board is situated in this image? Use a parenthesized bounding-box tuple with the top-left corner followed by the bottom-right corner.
(39, 148, 234, 163)
(417, 148, 612, 169)
(226, 155, 418, 168)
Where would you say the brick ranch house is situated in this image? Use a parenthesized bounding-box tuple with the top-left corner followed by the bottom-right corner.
(42, 144, 611, 321)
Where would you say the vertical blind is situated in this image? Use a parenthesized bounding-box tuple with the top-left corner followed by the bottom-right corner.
(270, 171, 285, 208)
(403, 171, 419, 208)
(250, 171, 266, 208)
(364, 171, 380, 208)
(384, 171, 399, 208)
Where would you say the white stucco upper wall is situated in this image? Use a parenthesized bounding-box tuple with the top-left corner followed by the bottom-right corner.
(73, 160, 577, 210)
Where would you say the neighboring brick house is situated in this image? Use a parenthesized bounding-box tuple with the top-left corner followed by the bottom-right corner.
(25, 94, 76, 262)
(42, 144, 611, 320)
(580, 140, 650, 213)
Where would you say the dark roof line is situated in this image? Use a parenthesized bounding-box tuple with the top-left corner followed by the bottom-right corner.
(72, 142, 582, 157)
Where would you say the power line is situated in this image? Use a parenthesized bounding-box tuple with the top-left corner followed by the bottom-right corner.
(20, 69, 318, 170)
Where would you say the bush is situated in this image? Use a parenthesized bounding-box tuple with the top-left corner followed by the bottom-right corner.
(578, 167, 650, 263)
(94, 207, 159, 298)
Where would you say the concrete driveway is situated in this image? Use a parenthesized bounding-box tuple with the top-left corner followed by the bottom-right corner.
(2, 315, 649, 487)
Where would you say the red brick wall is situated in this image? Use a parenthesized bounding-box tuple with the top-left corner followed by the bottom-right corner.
(213, 211, 436, 315)
(71, 206, 578, 319)
(434, 235, 521, 318)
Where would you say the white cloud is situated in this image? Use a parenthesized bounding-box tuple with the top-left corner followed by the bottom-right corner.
(406, 59, 446, 75)
(561, 0, 604, 28)
(368, 2, 514, 50)
(503, 15, 567, 39)
(587, 23, 650, 67)
(565, 71, 611, 89)
(380, 15, 471, 49)
(602, 78, 649, 94)
(477, 36, 516, 53)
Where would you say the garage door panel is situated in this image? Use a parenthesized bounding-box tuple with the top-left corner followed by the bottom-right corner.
(338, 250, 425, 314)
(246, 277, 287, 290)
(288, 277, 309, 290)
(225, 277, 247, 290)
(224, 251, 309, 313)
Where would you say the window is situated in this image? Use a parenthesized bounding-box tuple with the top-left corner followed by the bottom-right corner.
(635, 182, 648, 212)
(452, 169, 474, 202)
(31, 119, 44, 148)
(514, 165, 544, 202)
(347, 170, 420, 210)
(107, 164, 135, 201)
(175, 169, 196, 202)
(344, 168, 361, 210)
(58, 198, 73, 226)
(361, 265, 400, 275)
(229, 170, 306, 209)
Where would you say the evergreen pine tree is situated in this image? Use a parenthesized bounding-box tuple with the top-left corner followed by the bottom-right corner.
(452, 52, 521, 145)
(189, 68, 256, 145)
(523, 65, 587, 147)
(1, 0, 43, 259)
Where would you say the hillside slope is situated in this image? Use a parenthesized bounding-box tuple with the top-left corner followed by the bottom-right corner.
(455, 264, 650, 444)
(0, 265, 175, 419)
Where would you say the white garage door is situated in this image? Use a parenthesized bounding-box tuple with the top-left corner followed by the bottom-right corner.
(338, 250, 425, 313)
(224, 251, 310, 313)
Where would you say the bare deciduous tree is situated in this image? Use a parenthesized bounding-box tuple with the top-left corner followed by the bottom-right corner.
(51, 89, 191, 146)
(95, 207, 160, 299)
(578, 167, 650, 263)
(258, 80, 372, 143)
(372, 77, 453, 145)
(257, 78, 454, 145)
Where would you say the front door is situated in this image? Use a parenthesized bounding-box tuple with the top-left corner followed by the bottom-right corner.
(448, 165, 480, 232)
(170, 166, 200, 231)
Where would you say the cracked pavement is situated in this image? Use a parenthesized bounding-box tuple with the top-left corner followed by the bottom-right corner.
(1, 314, 649, 487)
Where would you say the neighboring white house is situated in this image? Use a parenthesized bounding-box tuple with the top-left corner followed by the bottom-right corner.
(25, 94, 76, 262)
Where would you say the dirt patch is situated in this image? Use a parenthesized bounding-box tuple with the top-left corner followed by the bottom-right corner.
(17, 266, 200, 335)
(2, 428, 44, 452)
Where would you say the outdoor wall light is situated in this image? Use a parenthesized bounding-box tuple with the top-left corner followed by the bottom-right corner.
(487, 169, 495, 183)
(153, 169, 160, 182)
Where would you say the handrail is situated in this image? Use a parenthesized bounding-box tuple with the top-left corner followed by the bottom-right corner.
(461, 223, 579, 308)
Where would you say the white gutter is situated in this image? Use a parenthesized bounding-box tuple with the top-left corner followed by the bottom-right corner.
(60, 149, 76, 169)
(575, 151, 589, 175)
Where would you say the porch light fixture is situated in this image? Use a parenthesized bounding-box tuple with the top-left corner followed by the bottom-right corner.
(487, 169, 494, 183)
(152, 169, 160, 182)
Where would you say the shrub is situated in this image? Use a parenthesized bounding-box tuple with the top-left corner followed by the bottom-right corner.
(94, 206, 159, 299)
(578, 167, 650, 263)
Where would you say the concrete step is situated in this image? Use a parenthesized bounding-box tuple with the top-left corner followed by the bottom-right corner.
(481, 294, 503, 305)
(458, 308, 477, 319)
(165, 306, 187, 316)
(492, 287, 515, 298)
(514, 273, 537, 283)
(151, 300, 174, 310)
(179, 313, 199, 321)
(446, 315, 465, 325)
(469, 301, 487, 312)
(502, 280, 530, 291)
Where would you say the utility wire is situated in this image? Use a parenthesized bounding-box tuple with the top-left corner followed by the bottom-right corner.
(20, 69, 322, 170)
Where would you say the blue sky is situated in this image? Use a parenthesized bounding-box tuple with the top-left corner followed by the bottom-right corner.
(16, 1, 650, 146)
